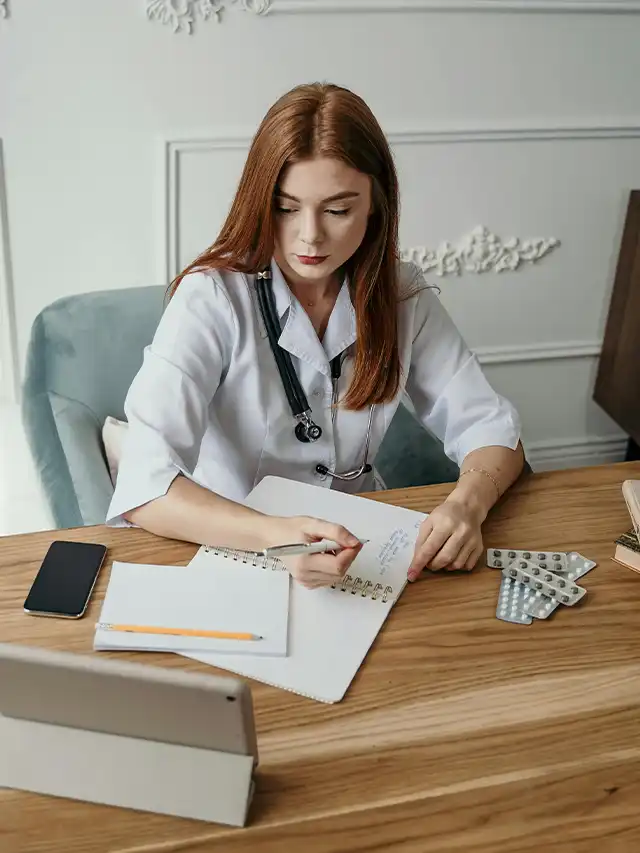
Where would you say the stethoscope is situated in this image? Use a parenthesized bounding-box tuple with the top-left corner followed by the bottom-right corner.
(255, 269, 373, 482)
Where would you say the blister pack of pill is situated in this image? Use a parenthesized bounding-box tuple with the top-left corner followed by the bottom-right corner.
(503, 560, 587, 605)
(489, 548, 597, 625)
(486, 548, 567, 572)
(522, 590, 559, 620)
(520, 555, 597, 619)
(496, 574, 533, 624)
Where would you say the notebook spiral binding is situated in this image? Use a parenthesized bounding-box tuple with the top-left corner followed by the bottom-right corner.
(204, 545, 284, 571)
(203, 546, 393, 602)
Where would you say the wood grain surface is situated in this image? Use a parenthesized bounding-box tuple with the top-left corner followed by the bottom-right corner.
(2, 462, 640, 853)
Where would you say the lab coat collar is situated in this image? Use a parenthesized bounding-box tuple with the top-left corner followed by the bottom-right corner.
(269, 259, 293, 320)
(270, 259, 357, 377)
(322, 280, 357, 364)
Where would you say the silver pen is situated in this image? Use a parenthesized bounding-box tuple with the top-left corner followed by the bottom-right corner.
(263, 539, 369, 558)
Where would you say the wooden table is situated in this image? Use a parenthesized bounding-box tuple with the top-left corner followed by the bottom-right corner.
(2, 462, 640, 853)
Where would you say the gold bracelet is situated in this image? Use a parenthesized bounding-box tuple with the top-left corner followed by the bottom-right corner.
(458, 467, 501, 500)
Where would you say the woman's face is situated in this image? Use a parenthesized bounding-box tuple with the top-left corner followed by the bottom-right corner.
(273, 157, 372, 288)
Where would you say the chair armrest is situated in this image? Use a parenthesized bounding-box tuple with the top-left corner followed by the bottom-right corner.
(22, 391, 114, 528)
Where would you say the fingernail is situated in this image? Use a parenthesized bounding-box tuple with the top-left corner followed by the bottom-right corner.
(347, 536, 359, 546)
(407, 571, 418, 582)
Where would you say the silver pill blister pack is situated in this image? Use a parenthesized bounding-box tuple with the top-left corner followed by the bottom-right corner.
(487, 548, 567, 572)
(502, 559, 587, 605)
(489, 548, 596, 624)
(521, 554, 597, 619)
(496, 574, 533, 624)
(522, 590, 560, 620)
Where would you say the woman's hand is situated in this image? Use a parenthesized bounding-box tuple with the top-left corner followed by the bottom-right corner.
(407, 499, 484, 581)
(267, 515, 363, 589)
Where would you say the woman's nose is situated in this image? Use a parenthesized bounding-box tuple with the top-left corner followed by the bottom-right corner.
(299, 210, 323, 246)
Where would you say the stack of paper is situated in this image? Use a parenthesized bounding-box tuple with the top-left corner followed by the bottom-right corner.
(94, 561, 290, 657)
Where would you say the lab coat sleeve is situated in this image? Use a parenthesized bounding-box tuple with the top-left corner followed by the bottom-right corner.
(105, 271, 236, 526)
(404, 276, 521, 465)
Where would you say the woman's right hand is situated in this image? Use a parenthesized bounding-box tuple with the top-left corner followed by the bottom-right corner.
(266, 515, 363, 589)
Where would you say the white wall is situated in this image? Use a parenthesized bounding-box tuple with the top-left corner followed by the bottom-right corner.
(2, 0, 640, 468)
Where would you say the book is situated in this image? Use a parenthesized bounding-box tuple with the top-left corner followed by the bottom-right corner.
(182, 476, 427, 703)
(622, 479, 640, 539)
(614, 529, 640, 573)
(94, 561, 290, 656)
(614, 480, 640, 573)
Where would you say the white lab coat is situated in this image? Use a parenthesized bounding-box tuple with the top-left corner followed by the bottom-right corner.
(106, 259, 521, 526)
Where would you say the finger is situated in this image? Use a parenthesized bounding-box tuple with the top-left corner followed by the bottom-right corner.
(299, 518, 360, 549)
(295, 568, 346, 589)
(334, 544, 362, 574)
(308, 547, 361, 582)
(293, 549, 358, 580)
(450, 540, 478, 571)
(292, 544, 363, 588)
(465, 544, 484, 571)
(408, 524, 453, 576)
(297, 575, 333, 589)
(415, 517, 433, 548)
(429, 531, 469, 571)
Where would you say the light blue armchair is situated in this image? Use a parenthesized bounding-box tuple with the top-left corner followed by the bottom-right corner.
(21, 285, 459, 529)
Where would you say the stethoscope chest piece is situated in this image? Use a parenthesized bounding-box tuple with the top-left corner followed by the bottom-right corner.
(294, 414, 322, 443)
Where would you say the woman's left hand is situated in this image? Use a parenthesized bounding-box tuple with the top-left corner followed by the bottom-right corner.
(407, 499, 484, 581)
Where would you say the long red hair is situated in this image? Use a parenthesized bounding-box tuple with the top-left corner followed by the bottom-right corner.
(170, 82, 401, 410)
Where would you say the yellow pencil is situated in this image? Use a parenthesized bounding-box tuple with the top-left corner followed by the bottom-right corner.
(96, 622, 262, 641)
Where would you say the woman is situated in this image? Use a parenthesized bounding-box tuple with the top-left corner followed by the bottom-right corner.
(107, 82, 524, 589)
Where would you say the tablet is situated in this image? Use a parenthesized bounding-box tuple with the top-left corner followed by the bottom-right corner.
(0, 642, 258, 761)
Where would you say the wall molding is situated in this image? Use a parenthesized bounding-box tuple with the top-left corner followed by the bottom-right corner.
(162, 121, 640, 283)
(274, 0, 640, 12)
(160, 123, 627, 369)
(0, 140, 19, 403)
(145, 0, 640, 31)
(474, 339, 602, 365)
(525, 434, 628, 471)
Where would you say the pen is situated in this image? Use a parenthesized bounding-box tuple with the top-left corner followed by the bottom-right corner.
(96, 623, 262, 641)
(263, 539, 369, 558)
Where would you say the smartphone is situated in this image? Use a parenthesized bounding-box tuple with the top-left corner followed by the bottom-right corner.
(24, 541, 108, 619)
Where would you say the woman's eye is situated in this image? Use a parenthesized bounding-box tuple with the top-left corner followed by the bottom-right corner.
(276, 206, 296, 215)
(326, 209, 350, 217)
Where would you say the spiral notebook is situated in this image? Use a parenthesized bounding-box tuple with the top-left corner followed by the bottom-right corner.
(184, 477, 426, 703)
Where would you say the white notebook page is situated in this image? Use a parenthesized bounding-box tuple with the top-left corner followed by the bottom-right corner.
(184, 477, 426, 702)
(94, 561, 290, 656)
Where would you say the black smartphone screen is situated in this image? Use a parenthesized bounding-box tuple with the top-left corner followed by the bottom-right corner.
(24, 541, 107, 618)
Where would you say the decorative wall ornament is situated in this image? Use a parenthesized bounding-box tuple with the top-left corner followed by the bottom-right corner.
(0, 1, 8, 20)
(400, 226, 560, 276)
(145, 0, 271, 32)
